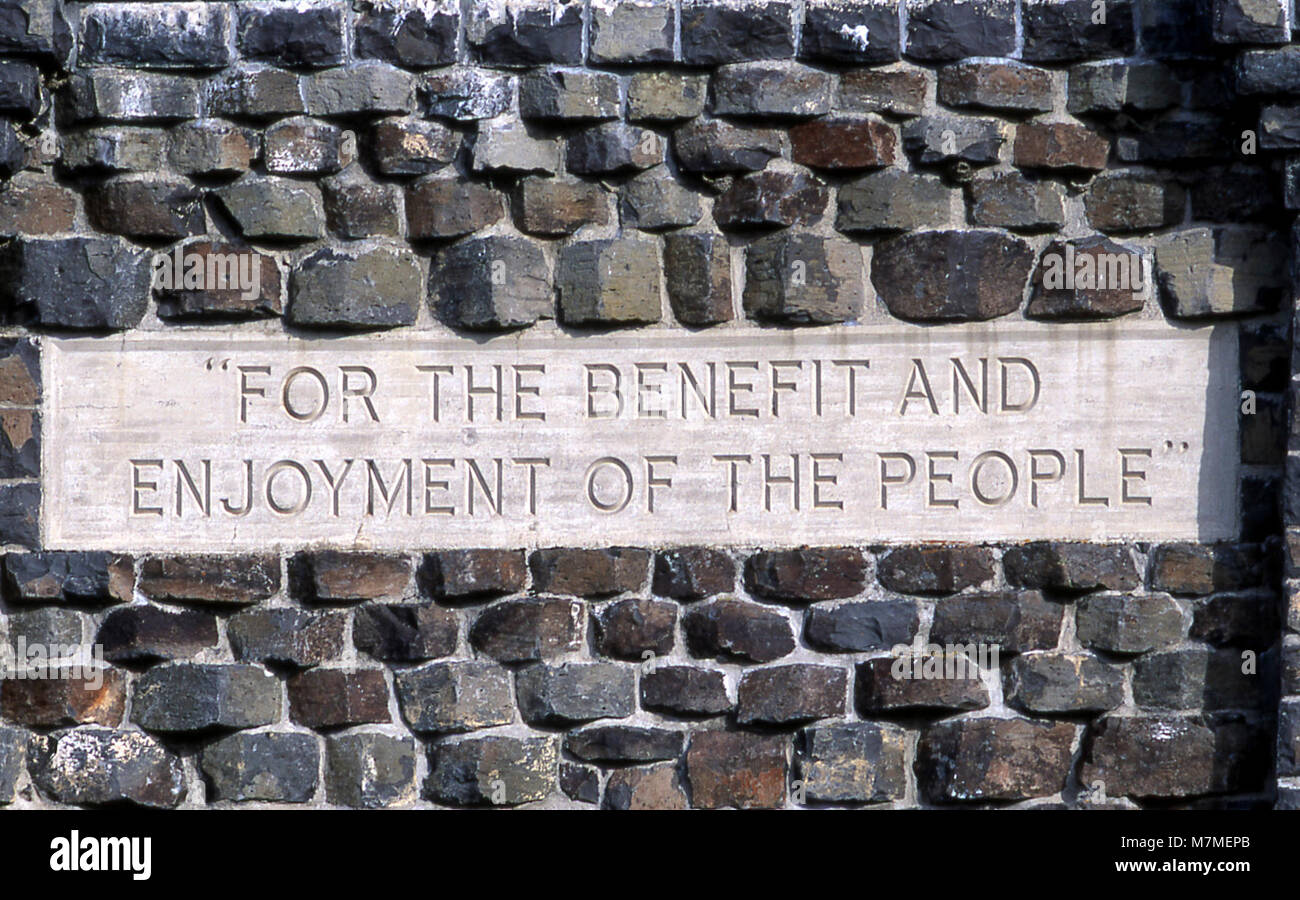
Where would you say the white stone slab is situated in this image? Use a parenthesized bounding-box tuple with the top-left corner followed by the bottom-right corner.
(41, 322, 1239, 550)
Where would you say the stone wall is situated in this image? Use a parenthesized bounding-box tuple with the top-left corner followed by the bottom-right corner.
(0, 0, 1293, 809)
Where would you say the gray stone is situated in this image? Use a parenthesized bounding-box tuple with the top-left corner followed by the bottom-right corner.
(467, 0, 583, 67)
(711, 63, 835, 118)
(742, 232, 863, 324)
(640, 665, 731, 716)
(215, 177, 325, 241)
(1076, 592, 1185, 654)
(621, 169, 702, 231)
(968, 172, 1065, 232)
(29, 727, 185, 808)
(804, 600, 920, 652)
(871, 230, 1034, 321)
(672, 119, 782, 173)
(60, 127, 167, 173)
(837, 66, 929, 117)
(0, 60, 41, 118)
(515, 662, 636, 724)
(354, 0, 459, 68)
(1067, 62, 1182, 114)
(209, 67, 305, 120)
(836, 169, 951, 233)
(420, 67, 513, 120)
(301, 63, 415, 117)
(395, 661, 515, 733)
(1213, 0, 1289, 43)
(1006, 652, 1125, 713)
(797, 722, 908, 803)
(432, 235, 551, 331)
(61, 70, 200, 122)
(236, 1, 346, 67)
(201, 732, 320, 802)
(1236, 46, 1300, 94)
(0, 726, 23, 804)
(325, 732, 418, 808)
(86, 176, 204, 240)
(5, 551, 131, 605)
(322, 166, 404, 238)
(557, 239, 662, 326)
(566, 122, 663, 175)
(471, 116, 558, 175)
(265, 116, 343, 175)
(426, 734, 558, 805)
(79, 2, 231, 69)
(902, 115, 1006, 165)
(228, 608, 347, 668)
(1154, 227, 1287, 318)
(663, 232, 732, 325)
(519, 69, 619, 121)
(371, 116, 456, 176)
(289, 245, 422, 329)
(565, 725, 685, 763)
(0, 0, 72, 64)
(514, 176, 609, 236)
(132, 663, 281, 733)
(0, 236, 151, 329)
(589, 0, 675, 64)
(627, 72, 707, 122)
(680, 0, 794, 64)
(169, 119, 258, 175)
(930, 590, 1063, 653)
(1132, 648, 1265, 709)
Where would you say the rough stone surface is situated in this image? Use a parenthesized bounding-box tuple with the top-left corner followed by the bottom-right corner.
(683, 599, 795, 663)
(139, 555, 279, 606)
(353, 602, 458, 663)
(871, 231, 1035, 322)
(797, 722, 908, 804)
(426, 735, 557, 805)
(326, 732, 418, 808)
(201, 732, 319, 803)
(686, 731, 787, 808)
(395, 661, 515, 733)
(131, 664, 281, 733)
(736, 664, 846, 724)
(742, 232, 864, 324)
(470, 597, 584, 663)
(30, 727, 185, 808)
(929, 590, 1062, 653)
(916, 718, 1075, 802)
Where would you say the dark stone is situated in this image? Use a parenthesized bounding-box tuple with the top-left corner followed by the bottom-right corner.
(566, 122, 663, 175)
(1004, 542, 1141, 591)
(1022, 0, 1136, 62)
(736, 664, 846, 724)
(672, 119, 782, 173)
(686, 731, 787, 809)
(97, 605, 219, 664)
(560, 761, 600, 804)
(0, 726, 22, 804)
(131, 664, 281, 733)
(938, 61, 1054, 113)
(371, 117, 456, 176)
(711, 63, 833, 118)
(0, 337, 38, 406)
(29, 727, 185, 808)
(0, 61, 41, 117)
(682, 598, 795, 663)
(79, 2, 231, 69)
(292, 551, 411, 604)
(604, 762, 688, 809)
(355, 0, 458, 68)
(420, 549, 527, 600)
(1084, 172, 1186, 234)
(1191, 593, 1279, 648)
(855, 655, 990, 713)
(804, 600, 920, 652)
(835, 169, 951, 233)
(1006, 652, 1125, 713)
(425, 735, 557, 806)
(530, 547, 649, 596)
(395, 661, 514, 733)
(557, 239, 663, 326)
(289, 245, 422, 329)
(237, 2, 346, 68)
(514, 176, 609, 236)
(1082, 715, 1258, 798)
(0, 668, 126, 727)
(745, 548, 866, 603)
(265, 116, 342, 175)
(1150, 543, 1264, 594)
(287, 668, 390, 729)
(916, 717, 1075, 802)
(680, 0, 794, 64)
(86, 176, 203, 241)
(201, 732, 320, 803)
(406, 174, 504, 239)
(871, 231, 1034, 322)
(0, 406, 36, 477)
(519, 69, 620, 121)
(742, 232, 864, 324)
(0, 0, 73, 64)
(61, 70, 200, 122)
(430, 235, 551, 330)
(0, 483, 38, 549)
(796, 722, 908, 803)
(515, 662, 636, 724)
(1014, 122, 1110, 171)
(214, 176, 324, 241)
(1139, 0, 1213, 58)
(968, 172, 1065, 232)
(0, 237, 152, 330)
(589, 0, 675, 65)
(639, 665, 731, 716)
(800, 0, 900, 63)
(228, 608, 347, 669)
(713, 168, 829, 230)
(6, 551, 132, 605)
(790, 115, 897, 170)
(930, 591, 1062, 653)
(902, 114, 1006, 165)
(325, 732, 418, 808)
(837, 67, 928, 117)
(469, 597, 584, 663)
(620, 168, 704, 231)
(565, 725, 685, 763)
(353, 602, 458, 663)
(419, 66, 513, 120)
(321, 168, 404, 238)
(1076, 592, 1185, 654)
(875, 546, 996, 595)
(154, 241, 282, 321)
(467, 0, 583, 66)
(905, 0, 1017, 61)
(662, 233, 733, 326)
(594, 598, 677, 659)
(653, 547, 735, 599)
(210, 67, 305, 120)
(139, 555, 279, 606)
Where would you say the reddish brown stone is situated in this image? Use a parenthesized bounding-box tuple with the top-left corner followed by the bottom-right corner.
(1027, 236, 1146, 320)
(154, 240, 282, 320)
(855, 656, 990, 713)
(294, 551, 411, 603)
(682, 599, 795, 663)
(790, 116, 897, 170)
(288, 668, 391, 729)
(514, 176, 609, 236)
(594, 598, 677, 659)
(1014, 122, 1110, 170)
(652, 547, 735, 599)
(529, 548, 650, 597)
(686, 731, 787, 809)
(737, 664, 847, 724)
(745, 548, 866, 603)
(917, 717, 1076, 803)
(876, 546, 996, 595)
(0, 175, 78, 235)
(406, 175, 504, 239)
(139, 555, 279, 606)
(604, 763, 689, 810)
(1, 668, 127, 727)
(469, 597, 584, 663)
(420, 549, 526, 600)
(713, 168, 829, 230)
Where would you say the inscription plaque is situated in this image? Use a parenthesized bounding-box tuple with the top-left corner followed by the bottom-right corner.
(42, 322, 1238, 550)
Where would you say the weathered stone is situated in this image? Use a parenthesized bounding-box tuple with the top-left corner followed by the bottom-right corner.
(431, 235, 552, 330)
(594, 598, 676, 659)
(6, 607, 81, 647)
(855, 655, 990, 712)
(567, 122, 663, 175)
(902, 115, 1006, 165)
(0, 173, 77, 235)
(0, 483, 38, 548)
(302, 64, 416, 118)
(1240, 322, 1288, 391)
(471, 116, 558, 175)
(1153, 227, 1287, 318)
(1280, 699, 1300, 776)
(627, 72, 708, 122)
(370, 117, 455, 176)
(228, 608, 346, 668)
(215, 177, 325, 241)
(556, 239, 662, 326)
(604, 762, 688, 809)
(930, 590, 1062, 653)
(0, 337, 37, 409)
(420, 67, 513, 120)
(872, 230, 1034, 322)
(905, 0, 1017, 61)
(354, 0, 458, 68)
(737, 664, 846, 724)
(661, 233, 732, 325)
(287, 668, 390, 729)
(29, 727, 185, 808)
(426, 734, 557, 805)
(1022, 0, 1136, 61)
(0, 116, 21, 175)
(797, 722, 908, 803)
(1067, 62, 1181, 114)
(565, 725, 685, 763)
(321, 167, 404, 238)
(0, 406, 36, 477)
(1084, 173, 1185, 233)
(680, 0, 794, 64)
(1081, 715, 1250, 798)
(686, 731, 787, 809)
(0, 668, 126, 727)
(0, 726, 22, 804)
(80, 2, 230, 69)
(469, 597, 584, 663)
(291, 551, 410, 604)
(1140, 0, 1214, 57)
(745, 548, 864, 602)
(1076, 592, 1185, 654)
(640, 665, 731, 716)
(5, 552, 131, 605)
(1236, 46, 1300, 94)
(353, 602, 458, 663)
(1213, 0, 1289, 43)
(1191, 592, 1278, 647)
(95, 606, 216, 665)
(201, 732, 319, 803)
(742, 232, 863, 324)
(514, 176, 609, 236)
(560, 761, 600, 803)
(835, 169, 951, 233)
(0, 0, 73, 64)
(805, 599, 920, 652)
(237, 1, 345, 68)
(139, 555, 278, 606)
(938, 61, 1054, 113)
(395, 661, 514, 733)
(712, 63, 834, 118)
(790, 115, 896, 170)
(837, 66, 928, 117)
(651, 550, 733, 601)
(682, 598, 795, 663)
(516, 662, 635, 724)
(672, 119, 782, 173)
(916, 718, 1075, 802)
(168, 119, 257, 175)
(132, 663, 280, 733)
(289, 245, 422, 329)
(1152, 544, 1263, 595)
(61, 70, 200, 122)
(968, 172, 1065, 232)
(714, 168, 829, 230)
(420, 549, 527, 600)
(265, 116, 342, 175)
(1027, 237, 1147, 319)
(325, 732, 418, 808)
(589, 0, 675, 64)
(0, 236, 152, 329)
(1014, 122, 1110, 171)
(1190, 166, 1279, 223)
(467, 0, 583, 66)
(519, 69, 619, 121)
(877, 546, 995, 595)
(1132, 648, 1263, 710)
(0, 60, 40, 118)
(406, 174, 504, 238)
(530, 547, 648, 596)
(1117, 115, 1231, 162)
(620, 169, 702, 231)
(800, 0, 900, 63)
(209, 67, 305, 120)
(1006, 652, 1125, 713)
(86, 176, 203, 241)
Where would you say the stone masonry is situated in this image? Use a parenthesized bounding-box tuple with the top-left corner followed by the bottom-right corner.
(0, 0, 1295, 808)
